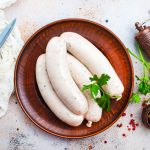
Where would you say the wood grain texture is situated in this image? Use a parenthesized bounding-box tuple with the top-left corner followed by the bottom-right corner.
(15, 18, 134, 138)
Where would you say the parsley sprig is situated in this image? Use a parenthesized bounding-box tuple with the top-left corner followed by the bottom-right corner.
(128, 43, 150, 103)
(82, 74, 111, 112)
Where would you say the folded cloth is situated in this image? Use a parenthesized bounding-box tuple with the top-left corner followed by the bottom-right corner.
(0, 10, 24, 117)
(0, 0, 17, 9)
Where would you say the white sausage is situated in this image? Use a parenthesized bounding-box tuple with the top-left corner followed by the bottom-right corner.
(61, 32, 124, 99)
(46, 37, 88, 115)
(67, 54, 102, 127)
(36, 54, 84, 127)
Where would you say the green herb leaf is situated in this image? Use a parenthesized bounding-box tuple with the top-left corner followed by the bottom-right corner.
(106, 96, 111, 112)
(95, 93, 111, 112)
(97, 74, 110, 87)
(138, 81, 150, 95)
(89, 74, 99, 82)
(95, 98, 101, 105)
(100, 93, 110, 111)
(130, 93, 141, 103)
(91, 84, 99, 97)
(82, 84, 92, 92)
(82, 74, 114, 112)
(128, 43, 150, 100)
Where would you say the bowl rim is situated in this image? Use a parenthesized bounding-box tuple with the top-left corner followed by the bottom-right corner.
(14, 18, 134, 139)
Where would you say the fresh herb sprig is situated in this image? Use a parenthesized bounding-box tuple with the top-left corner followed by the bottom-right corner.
(128, 43, 150, 103)
(82, 74, 111, 112)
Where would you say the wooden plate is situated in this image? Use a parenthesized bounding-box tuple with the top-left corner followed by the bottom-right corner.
(15, 18, 134, 138)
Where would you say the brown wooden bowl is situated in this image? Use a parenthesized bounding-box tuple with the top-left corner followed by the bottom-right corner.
(15, 18, 134, 138)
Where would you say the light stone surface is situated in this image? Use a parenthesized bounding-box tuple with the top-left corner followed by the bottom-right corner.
(0, 0, 150, 149)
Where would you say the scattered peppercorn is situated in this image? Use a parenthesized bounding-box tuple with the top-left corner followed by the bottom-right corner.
(122, 112, 126, 117)
(129, 119, 139, 131)
(105, 19, 109, 23)
(116, 113, 139, 137)
(128, 128, 131, 131)
(130, 114, 133, 117)
(129, 119, 135, 127)
(117, 123, 123, 128)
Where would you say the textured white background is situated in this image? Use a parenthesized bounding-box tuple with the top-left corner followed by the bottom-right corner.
(0, 0, 150, 150)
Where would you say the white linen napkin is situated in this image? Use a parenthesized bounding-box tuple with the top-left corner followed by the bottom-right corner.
(0, 0, 17, 9)
(0, 3, 24, 117)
